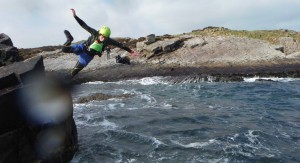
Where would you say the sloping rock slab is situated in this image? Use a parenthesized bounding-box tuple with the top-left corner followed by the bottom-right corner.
(0, 56, 44, 85)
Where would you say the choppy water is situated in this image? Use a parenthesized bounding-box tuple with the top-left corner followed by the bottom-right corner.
(71, 77, 300, 163)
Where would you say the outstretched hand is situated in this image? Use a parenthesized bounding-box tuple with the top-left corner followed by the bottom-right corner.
(130, 50, 140, 58)
(70, 8, 76, 16)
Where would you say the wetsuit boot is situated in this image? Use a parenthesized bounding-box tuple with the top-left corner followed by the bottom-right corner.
(63, 30, 74, 46)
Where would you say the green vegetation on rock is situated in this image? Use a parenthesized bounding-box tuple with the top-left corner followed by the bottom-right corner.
(189, 27, 300, 44)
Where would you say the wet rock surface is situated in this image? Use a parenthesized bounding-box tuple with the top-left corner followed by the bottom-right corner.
(67, 63, 300, 84)
(76, 93, 133, 103)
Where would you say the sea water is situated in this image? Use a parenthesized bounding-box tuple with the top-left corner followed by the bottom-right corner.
(71, 77, 300, 163)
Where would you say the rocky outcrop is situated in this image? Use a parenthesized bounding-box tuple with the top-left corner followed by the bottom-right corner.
(0, 56, 78, 162)
(278, 37, 300, 55)
(40, 32, 300, 83)
(76, 93, 133, 103)
(192, 26, 229, 33)
(0, 33, 23, 67)
(0, 33, 14, 46)
(138, 35, 300, 67)
(137, 37, 185, 59)
(16, 28, 300, 82)
(144, 34, 156, 45)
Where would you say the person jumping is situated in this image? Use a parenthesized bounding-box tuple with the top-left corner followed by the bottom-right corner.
(62, 8, 139, 78)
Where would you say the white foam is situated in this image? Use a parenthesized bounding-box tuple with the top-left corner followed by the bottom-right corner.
(83, 76, 299, 85)
(125, 159, 136, 163)
(246, 130, 259, 144)
(280, 132, 291, 138)
(208, 105, 215, 109)
(229, 133, 240, 141)
(111, 130, 164, 148)
(73, 103, 104, 114)
(140, 94, 157, 104)
(74, 103, 99, 108)
(151, 137, 165, 148)
(211, 158, 229, 163)
(100, 119, 118, 129)
(74, 114, 119, 129)
(126, 107, 140, 110)
(163, 103, 173, 108)
(173, 139, 218, 149)
(221, 131, 280, 159)
(116, 89, 139, 95)
(74, 103, 86, 108)
(238, 151, 253, 157)
(104, 103, 125, 110)
(83, 81, 105, 85)
(243, 77, 300, 82)
(108, 98, 123, 102)
(138, 77, 167, 85)
(114, 77, 170, 85)
(207, 76, 217, 82)
(198, 158, 229, 163)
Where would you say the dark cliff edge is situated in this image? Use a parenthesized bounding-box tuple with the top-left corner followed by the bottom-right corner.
(0, 56, 78, 162)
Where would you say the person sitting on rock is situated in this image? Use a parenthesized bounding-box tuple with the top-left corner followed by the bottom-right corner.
(62, 8, 139, 78)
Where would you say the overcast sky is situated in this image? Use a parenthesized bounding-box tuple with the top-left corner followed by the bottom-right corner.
(1, 0, 300, 48)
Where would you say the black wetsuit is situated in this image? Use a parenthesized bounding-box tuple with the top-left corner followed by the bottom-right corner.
(62, 15, 133, 78)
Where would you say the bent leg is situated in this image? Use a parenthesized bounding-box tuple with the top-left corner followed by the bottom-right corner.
(70, 61, 84, 78)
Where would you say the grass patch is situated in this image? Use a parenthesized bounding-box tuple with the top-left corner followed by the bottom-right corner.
(187, 27, 300, 44)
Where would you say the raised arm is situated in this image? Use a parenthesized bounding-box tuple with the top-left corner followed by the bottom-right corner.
(70, 9, 98, 35)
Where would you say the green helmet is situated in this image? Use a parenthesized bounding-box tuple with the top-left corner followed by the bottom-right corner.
(99, 26, 111, 37)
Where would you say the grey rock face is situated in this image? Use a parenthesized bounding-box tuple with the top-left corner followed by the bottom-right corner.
(137, 38, 185, 59)
(145, 34, 156, 45)
(279, 37, 300, 55)
(146, 36, 297, 66)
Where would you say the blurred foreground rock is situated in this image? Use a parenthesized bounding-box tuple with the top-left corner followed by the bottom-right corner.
(0, 56, 78, 162)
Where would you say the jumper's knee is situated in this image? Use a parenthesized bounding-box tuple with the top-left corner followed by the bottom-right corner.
(62, 46, 73, 53)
